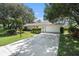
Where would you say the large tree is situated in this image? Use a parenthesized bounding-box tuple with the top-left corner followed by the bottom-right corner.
(44, 3, 79, 26)
(0, 3, 35, 29)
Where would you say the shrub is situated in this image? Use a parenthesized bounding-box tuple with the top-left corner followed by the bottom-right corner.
(23, 26, 31, 31)
(72, 29, 79, 38)
(6, 29, 17, 35)
(69, 26, 79, 38)
(31, 28, 41, 34)
(60, 27, 64, 34)
(68, 27, 76, 33)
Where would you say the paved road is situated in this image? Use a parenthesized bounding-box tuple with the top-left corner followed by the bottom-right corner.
(0, 33, 59, 56)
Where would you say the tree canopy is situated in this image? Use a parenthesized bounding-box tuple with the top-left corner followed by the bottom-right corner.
(44, 3, 79, 25)
(0, 3, 35, 29)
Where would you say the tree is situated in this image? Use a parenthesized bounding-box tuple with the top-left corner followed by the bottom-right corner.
(44, 3, 79, 26)
(0, 3, 35, 30)
(36, 19, 41, 23)
(16, 17, 23, 37)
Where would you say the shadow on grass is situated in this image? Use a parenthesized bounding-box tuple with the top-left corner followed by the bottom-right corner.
(0, 32, 8, 37)
(0, 29, 17, 38)
(58, 34, 79, 56)
(0, 29, 9, 37)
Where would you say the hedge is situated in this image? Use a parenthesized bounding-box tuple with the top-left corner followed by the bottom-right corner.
(31, 28, 41, 34)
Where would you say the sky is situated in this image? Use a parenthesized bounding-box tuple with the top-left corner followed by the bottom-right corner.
(24, 3, 45, 21)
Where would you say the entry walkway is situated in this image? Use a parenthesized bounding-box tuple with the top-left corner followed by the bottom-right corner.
(0, 33, 59, 56)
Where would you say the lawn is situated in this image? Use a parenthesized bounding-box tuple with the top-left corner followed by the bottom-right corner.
(58, 34, 79, 56)
(0, 28, 34, 46)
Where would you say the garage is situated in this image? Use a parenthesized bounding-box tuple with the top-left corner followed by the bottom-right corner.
(24, 20, 61, 33)
(41, 24, 61, 33)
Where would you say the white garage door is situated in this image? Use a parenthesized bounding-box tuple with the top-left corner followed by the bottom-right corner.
(45, 25, 60, 33)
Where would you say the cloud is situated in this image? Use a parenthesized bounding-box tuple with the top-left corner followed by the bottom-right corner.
(34, 17, 44, 22)
(34, 11, 44, 21)
(35, 12, 39, 15)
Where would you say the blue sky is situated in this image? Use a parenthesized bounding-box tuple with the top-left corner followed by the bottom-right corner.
(24, 3, 45, 21)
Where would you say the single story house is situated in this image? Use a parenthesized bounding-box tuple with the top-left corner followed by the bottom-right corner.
(24, 21, 61, 33)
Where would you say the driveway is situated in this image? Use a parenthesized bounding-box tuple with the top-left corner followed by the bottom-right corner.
(0, 33, 59, 56)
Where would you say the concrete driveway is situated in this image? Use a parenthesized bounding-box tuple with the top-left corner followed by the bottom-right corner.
(0, 33, 59, 56)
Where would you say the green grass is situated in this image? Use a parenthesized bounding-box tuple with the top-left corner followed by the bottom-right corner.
(58, 34, 79, 56)
(64, 29, 69, 35)
(0, 29, 34, 46)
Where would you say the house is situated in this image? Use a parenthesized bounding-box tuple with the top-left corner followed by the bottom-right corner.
(24, 20, 61, 33)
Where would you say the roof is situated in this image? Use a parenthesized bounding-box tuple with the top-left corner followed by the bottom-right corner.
(24, 23, 61, 27)
(24, 20, 61, 27)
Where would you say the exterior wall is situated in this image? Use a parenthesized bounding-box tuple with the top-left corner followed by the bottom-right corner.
(25, 24, 61, 33)
(26, 26, 34, 30)
(26, 25, 42, 30)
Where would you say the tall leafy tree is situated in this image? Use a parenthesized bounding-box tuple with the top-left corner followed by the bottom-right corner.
(44, 3, 79, 26)
(0, 3, 35, 29)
